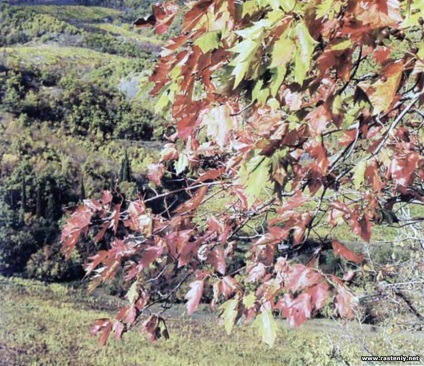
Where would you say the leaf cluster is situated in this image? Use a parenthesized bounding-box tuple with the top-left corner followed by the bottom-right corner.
(62, 0, 424, 346)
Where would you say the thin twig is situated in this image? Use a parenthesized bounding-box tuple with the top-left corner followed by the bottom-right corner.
(371, 94, 421, 157)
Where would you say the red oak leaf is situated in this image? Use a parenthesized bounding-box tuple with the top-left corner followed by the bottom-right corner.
(174, 185, 208, 214)
(277, 293, 313, 327)
(335, 286, 357, 319)
(284, 264, 322, 292)
(86, 250, 108, 275)
(332, 240, 365, 263)
(142, 315, 160, 342)
(390, 152, 419, 188)
(358, 216, 372, 242)
(134, 2, 179, 35)
(208, 247, 226, 275)
(112, 320, 125, 340)
(246, 262, 267, 283)
(306, 104, 332, 137)
(61, 206, 93, 259)
(90, 319, 112, 346)
(306, 282, 330, 311)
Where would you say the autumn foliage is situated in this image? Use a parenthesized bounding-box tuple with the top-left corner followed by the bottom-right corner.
(62, 0, 424, 346)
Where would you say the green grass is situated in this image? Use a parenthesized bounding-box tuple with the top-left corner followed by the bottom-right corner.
(1, 276, 423, 366)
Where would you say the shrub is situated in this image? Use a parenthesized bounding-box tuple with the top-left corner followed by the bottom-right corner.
(26, 243, 83, 282)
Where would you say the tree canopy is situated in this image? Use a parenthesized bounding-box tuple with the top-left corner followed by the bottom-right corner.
(62, 0, 424, 346)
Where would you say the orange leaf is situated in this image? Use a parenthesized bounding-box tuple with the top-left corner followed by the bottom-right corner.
(174, 185, 208, 214)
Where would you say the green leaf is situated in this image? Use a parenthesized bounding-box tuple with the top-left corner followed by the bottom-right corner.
(270, 30, 294, 68)
(194, 31, 221, 53)
(402, 0, 424, 27)
(267, 9, 286, 23)
(174, 153, 189, 175)
(268, 27, 293, 96)
(316, 0, 334, 19)
(243, 292, 256, 309)
(331, 39, 352, 51)
(169, 65, 182, 80)
(230, 39, 260, 63)
(269, 66, 287, 97)
(220, 298, 239, 334)
(252, 79, 270, 104)
(155, 89, 171, 114)
(127, 281, 138, 304)
(293, 22, 317, 85)
(252, 309, 279, 347)
(235, 19, 272, 40)
(242, 0, 260, 17)
(331, 94, 343, 115)
(267, 97, 280, 110)
(262, 0, 281, 11)
(353, 160, 367, 190)
(232, 62, 250, 89)
(238, 155, 271, 207)
(229, 38, 261, 88)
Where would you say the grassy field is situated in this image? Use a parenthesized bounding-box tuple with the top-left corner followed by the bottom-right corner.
(1, 276, 423, 366)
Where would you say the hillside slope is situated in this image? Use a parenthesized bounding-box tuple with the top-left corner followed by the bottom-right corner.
(0, 3, 165, 279)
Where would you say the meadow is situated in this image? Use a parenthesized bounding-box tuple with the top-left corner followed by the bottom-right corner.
(1, 276, 423, 366)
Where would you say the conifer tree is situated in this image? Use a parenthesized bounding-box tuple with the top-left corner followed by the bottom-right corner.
(80, 178, 86, 200)
(120, 149, 131, 182)
(21, 174, 26, 212)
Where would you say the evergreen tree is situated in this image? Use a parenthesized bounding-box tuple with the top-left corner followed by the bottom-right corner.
(80, 178, 86, 200)
(46, 193, 56, 221)
(120, 150, 131, 182)
(35, 183, 43, 218)
(21, 173, 26, 211)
